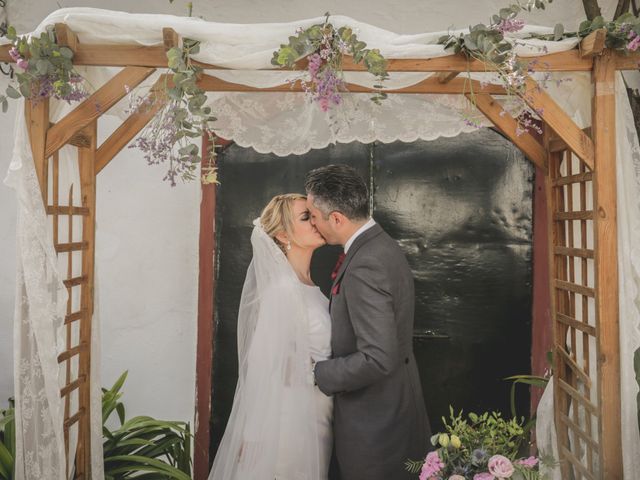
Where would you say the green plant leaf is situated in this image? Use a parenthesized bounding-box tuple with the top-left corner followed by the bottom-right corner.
(5, 86, 21, 100)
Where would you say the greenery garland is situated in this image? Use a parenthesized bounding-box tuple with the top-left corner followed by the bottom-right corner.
(272, 13, 389, 109)
(0, 25, 88, 113)
(128, 38, 217, 186)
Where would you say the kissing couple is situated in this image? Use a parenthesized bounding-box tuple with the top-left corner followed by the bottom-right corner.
(208, 164, 430, 480)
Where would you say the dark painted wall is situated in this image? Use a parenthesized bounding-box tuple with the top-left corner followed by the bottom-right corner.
(210, 129, 534, 458)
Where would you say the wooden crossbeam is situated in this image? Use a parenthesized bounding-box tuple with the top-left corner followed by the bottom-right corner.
(468, 93, 547, 171)
(579, 28, 606, 58)
(197, 73, 507, 95)
(519, 76, 595, 170)
(162, 27, 180, 50)
(614, 50, 640, 70)
(55, 23, 79, 52)
(45, 66, 155, 159)
(437, 71, 459, 83)
(96, 77, 167, 173)
(0, 43, 594, 71)
(557, 312, 597, 336)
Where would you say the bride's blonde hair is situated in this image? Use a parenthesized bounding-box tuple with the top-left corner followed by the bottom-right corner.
(260, 193, 306, 253)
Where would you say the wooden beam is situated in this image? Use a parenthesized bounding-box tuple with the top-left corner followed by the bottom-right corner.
(25, 99, 50, 204)
(193, 131, 217, 480)
(579, 28, 606, 58)
(45, 66, 155, 159)
(77, 120, 97, 479)
(0, 43, 595, 71)
(198, 73, 507, 95)
(614, 50, 640, 70)
(437, 71, 459, 84)
(469, 93, 547, 171)
(519, 76, 595, 170)
(162, 27, 180, 50)
(96, 77, 167, 173)
(55, 23, 79, 52)
(548, 127, 592, 153)
(592, 49, 622, 479)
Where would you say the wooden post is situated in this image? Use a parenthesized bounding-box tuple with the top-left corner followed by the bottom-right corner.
(194, 132, 218, 480)
(25, 98, 50, 204)
(592, 50, 622, 479)
(76, 120, 97, 478)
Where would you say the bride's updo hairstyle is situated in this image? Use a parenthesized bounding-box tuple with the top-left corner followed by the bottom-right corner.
(260, 193, 306, 254)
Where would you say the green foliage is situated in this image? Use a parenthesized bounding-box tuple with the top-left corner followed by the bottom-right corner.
(130, 37, 217, 185)
(440, 408, 527, 459)
(0, 400, 14, 480)
(0, 24, 88, 111)
(271, 13, 389, 105)
(102, 371, 192, 480)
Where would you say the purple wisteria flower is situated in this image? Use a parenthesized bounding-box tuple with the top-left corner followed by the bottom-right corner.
(494, 18, 525, 34)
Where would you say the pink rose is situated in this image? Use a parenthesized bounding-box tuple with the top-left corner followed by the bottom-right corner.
(419, 451, 445, 480)
(488, 455, 514, 478)
(515, 456, 539, 468)
(473, 473, 494, 480)
(16, 58, 29, 70)
(449, 475, 466, 480)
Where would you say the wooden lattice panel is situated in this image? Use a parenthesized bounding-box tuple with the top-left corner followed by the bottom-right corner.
(31, 99, 97, 478)
(548, 148, 600, 479)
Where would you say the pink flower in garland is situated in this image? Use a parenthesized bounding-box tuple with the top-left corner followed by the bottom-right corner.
(419, 451, 445, 480)
(515, 456, 539, 468)
(8, 47, 21, 62)
(488, 455, 515, 479)
(627, 31, 640, 51)
(473, 474, 494, 480)
(473, 472, 494, 480)
(16, 58, 29, 70)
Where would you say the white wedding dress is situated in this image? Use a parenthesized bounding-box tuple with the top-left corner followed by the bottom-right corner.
(276, 284, 333, 479)
(208, 220, 333, 480)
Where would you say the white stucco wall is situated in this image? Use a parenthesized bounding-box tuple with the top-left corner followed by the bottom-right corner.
(0, 0, 620, 425)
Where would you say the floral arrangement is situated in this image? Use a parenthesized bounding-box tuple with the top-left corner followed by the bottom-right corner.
(128, 38, 217, 186)
(406, 409, 553, 480)
(436, 1, 558, 136)
(0, 25, 88, 113)
(272, 13, 389, 110)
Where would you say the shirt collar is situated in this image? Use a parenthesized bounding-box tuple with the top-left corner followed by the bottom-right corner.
(344, 218, 376, 253)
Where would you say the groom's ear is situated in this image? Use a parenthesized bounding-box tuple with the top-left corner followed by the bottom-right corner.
(329, 211, 346, 227)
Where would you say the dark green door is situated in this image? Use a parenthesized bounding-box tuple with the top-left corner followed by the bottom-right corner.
(210, 129, 533, 462)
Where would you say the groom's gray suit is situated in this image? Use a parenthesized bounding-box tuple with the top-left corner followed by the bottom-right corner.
(314, 223, 430, 480)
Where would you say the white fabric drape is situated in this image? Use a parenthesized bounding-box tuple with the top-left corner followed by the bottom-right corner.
(3, 7, 639, 479)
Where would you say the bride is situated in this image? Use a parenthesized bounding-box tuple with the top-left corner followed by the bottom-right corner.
(208, 193, 333, 480)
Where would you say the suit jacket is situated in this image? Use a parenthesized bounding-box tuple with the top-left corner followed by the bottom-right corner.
(315, 224, 430, 480)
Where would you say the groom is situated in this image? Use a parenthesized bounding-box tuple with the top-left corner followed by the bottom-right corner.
(305, 164, 430, 480)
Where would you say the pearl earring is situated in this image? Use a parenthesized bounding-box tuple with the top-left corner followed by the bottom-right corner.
(286, 241, 291, 251)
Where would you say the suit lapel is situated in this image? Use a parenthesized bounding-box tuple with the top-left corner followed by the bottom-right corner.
(330, 224, 383, 307)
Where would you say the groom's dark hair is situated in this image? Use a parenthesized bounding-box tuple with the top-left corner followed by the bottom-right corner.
(304, 164, 369, 220)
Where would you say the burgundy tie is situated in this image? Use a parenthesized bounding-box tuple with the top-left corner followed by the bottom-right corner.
(331, 253, 346, 281)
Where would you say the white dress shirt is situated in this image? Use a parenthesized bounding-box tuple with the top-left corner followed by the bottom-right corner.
(344, 218, 376, 253)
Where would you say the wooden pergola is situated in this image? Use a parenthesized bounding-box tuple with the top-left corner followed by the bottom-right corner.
(0, 24, 632, 480)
